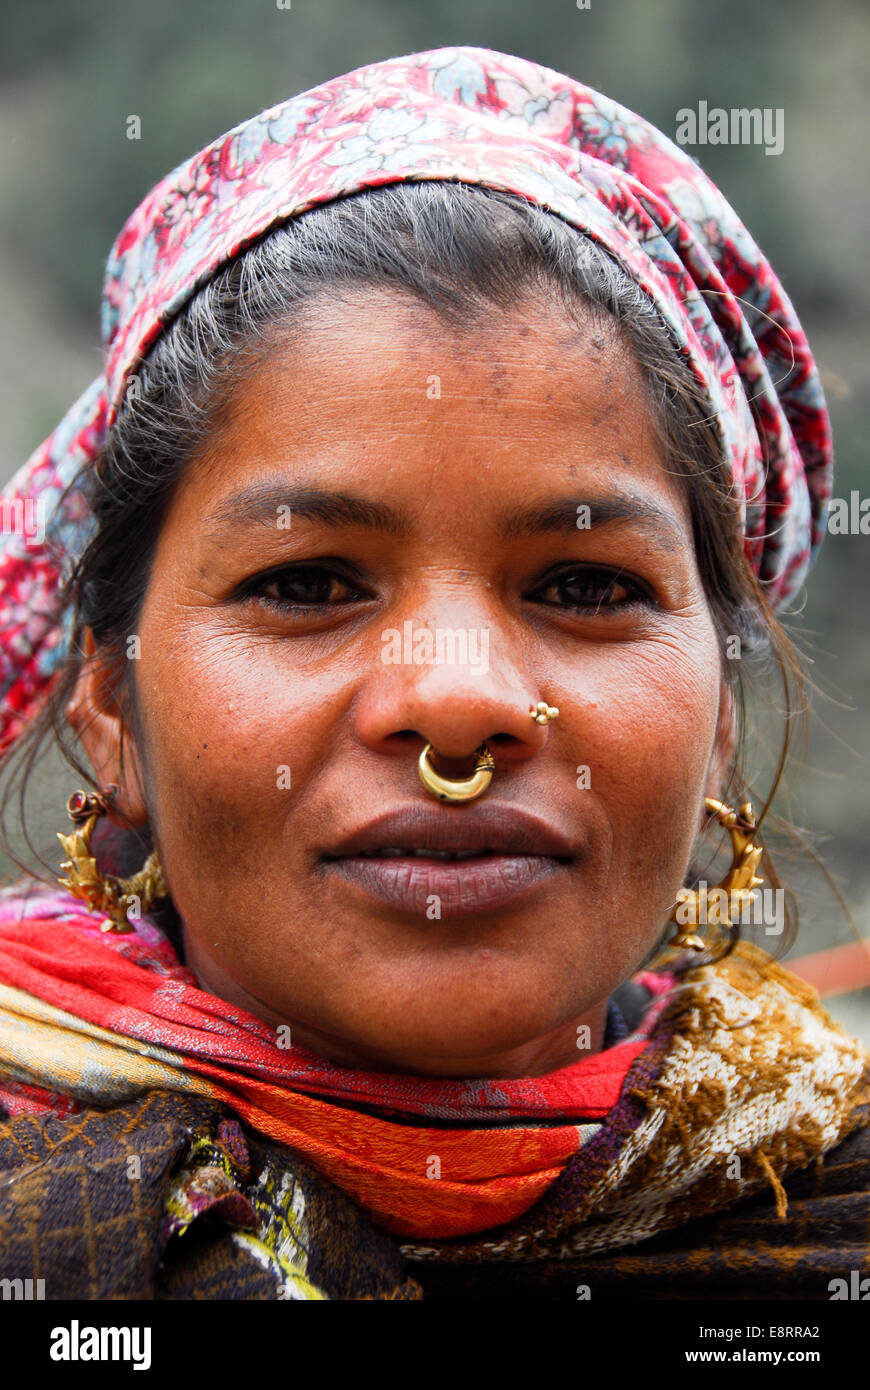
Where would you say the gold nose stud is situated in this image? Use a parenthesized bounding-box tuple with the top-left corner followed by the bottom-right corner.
(530, 701, 559, 725)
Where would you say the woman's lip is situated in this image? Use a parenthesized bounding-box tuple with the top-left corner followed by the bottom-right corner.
(322, 853, 568, 917)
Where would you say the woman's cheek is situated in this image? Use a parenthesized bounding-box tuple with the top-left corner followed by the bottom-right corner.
(577, 640, 721, 868)
(140, 629, 338, 857)
(563, 629, 720, 769)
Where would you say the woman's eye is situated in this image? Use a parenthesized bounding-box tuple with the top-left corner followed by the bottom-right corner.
(244, 565, 368, 615)
(241, 563, 651, 619)
(532, 566, 652, 613)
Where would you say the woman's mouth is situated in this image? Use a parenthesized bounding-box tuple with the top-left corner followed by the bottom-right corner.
(357, 847, 484, 859)
(322, 849, 570, 916)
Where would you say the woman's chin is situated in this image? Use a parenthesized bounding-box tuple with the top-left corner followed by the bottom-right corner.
(296, 984, 602, 1077)
(185, 914, 616, 1073)
(319, 1022, 591, 1078)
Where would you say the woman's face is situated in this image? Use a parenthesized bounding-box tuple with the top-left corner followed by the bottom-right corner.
(77, 287, 733, 1077)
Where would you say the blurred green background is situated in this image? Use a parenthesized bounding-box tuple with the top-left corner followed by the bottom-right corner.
(1, 0, 868, 1035)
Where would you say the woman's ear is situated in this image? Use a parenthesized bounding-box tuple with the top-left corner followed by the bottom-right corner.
(65, 627, 149, 827)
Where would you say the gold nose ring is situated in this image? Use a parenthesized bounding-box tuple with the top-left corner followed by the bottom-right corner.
(417, 698, 559, 803)
(417, 743, 495, 803)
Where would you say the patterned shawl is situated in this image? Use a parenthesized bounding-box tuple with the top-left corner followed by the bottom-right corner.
(0, 883, 867, 1270)
(0, 44, 832, 756)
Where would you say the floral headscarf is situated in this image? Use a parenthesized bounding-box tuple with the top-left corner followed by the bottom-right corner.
(0, 45, 832, 757)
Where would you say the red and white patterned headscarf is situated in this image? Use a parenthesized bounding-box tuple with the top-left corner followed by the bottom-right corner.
(0, 46, 833, 757)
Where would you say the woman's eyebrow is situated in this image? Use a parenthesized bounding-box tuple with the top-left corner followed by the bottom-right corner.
(202, 481, 684, 544)
(497, 493, 684, 544)
(203, 483, 408, 538)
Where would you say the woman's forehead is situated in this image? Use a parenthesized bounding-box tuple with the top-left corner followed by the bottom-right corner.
(180, 290, 675, 504)
(161, 293, 692, 552)
(203, 288, 652, 458)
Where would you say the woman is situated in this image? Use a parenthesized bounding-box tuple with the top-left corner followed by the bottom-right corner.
(0, 45, 867, 1302)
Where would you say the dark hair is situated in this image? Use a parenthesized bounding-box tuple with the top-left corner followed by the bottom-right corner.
(0, 180, 808, 962)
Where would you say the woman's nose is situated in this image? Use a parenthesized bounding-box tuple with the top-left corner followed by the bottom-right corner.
(354, 616, 552, 765)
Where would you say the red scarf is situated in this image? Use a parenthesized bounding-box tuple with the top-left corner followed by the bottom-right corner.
(0, 892, 672, 1237)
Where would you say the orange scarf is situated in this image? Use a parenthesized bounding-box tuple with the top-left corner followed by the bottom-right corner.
(0, 891, 671, 1236)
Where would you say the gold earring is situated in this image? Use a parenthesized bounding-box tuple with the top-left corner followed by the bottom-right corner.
(57, 788, 167, 933)
(668, 797, 764, 951)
